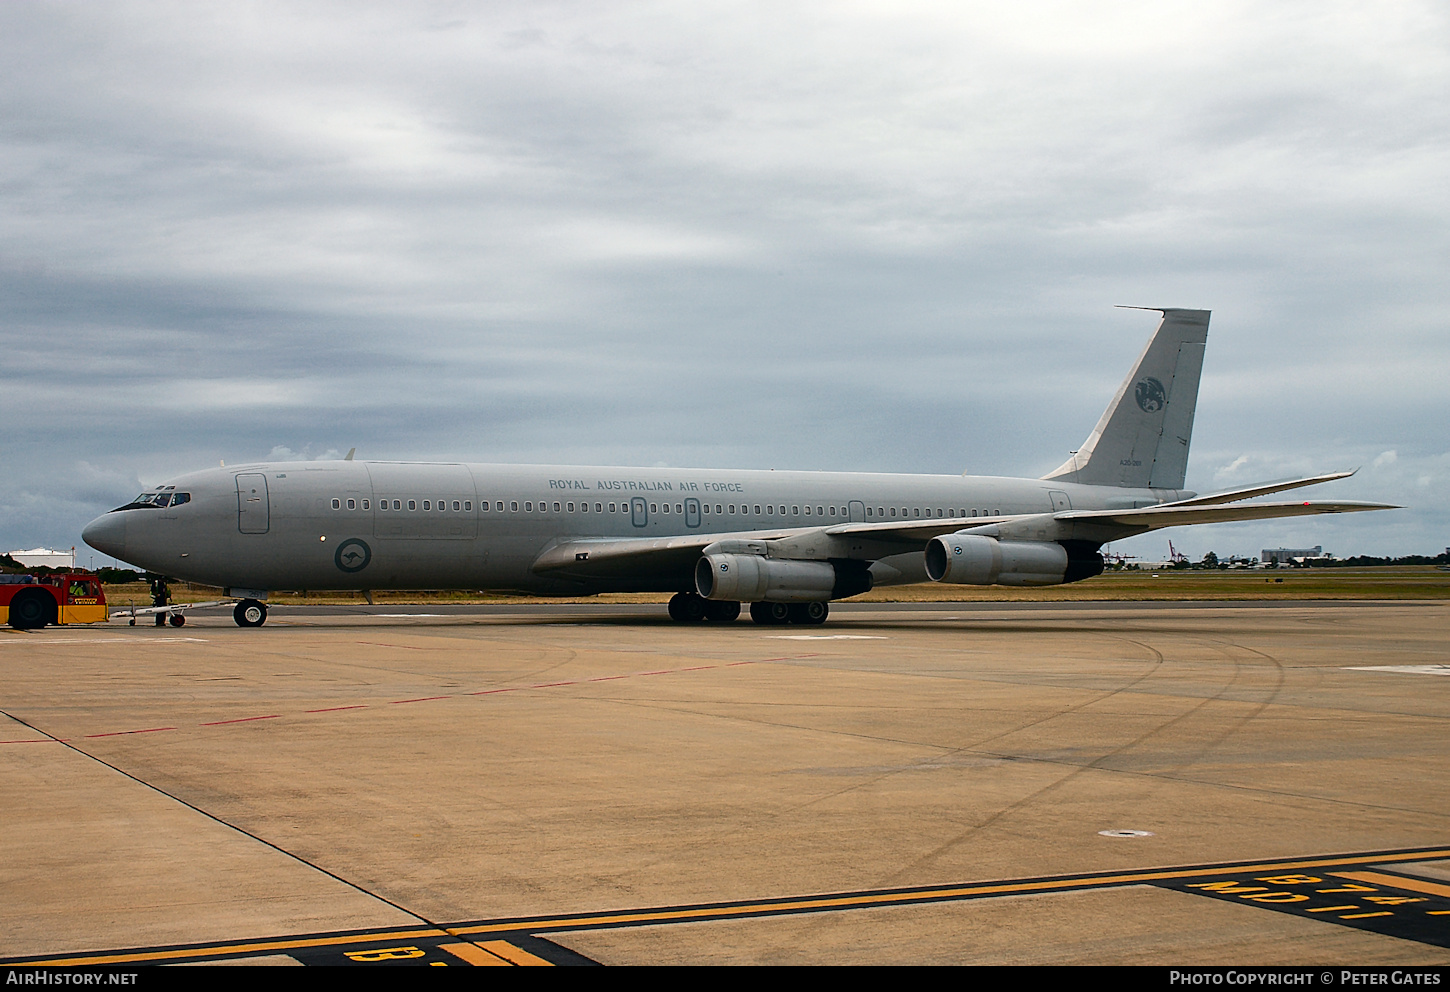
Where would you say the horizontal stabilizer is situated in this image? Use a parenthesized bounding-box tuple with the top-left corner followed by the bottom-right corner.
(1057, 499, 1397, 531)
(1160, 470, 1358, 508)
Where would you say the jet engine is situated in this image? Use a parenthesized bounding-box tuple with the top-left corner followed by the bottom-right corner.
(695, 555, 870, 603)
(924, 534, 1071, 586)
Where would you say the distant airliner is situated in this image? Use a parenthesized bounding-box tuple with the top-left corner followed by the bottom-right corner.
(81, 309, 1393, 628)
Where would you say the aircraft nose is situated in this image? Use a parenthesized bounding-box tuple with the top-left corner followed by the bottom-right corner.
(82, 512, 127, 559)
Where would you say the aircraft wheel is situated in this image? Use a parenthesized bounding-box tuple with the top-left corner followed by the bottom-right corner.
(749, 601, 791, 625)
(789, 602, 829, 625)
(169, 613, 186, 627)
(7, 590, 51, 629)
(704, 600, 740, 622)
(129, 617, 136, 626)
(668, 592, 706, 622)
(234, 600, 267, 628)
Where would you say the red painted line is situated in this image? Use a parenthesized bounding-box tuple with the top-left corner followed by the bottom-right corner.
(5, 655, 771, 744)
(84, 727, 175, 738)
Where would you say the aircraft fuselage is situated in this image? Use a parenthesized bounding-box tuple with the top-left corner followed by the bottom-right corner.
(84, 461, 1185, 596)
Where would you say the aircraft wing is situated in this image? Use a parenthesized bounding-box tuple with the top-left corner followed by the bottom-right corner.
(531, 528, 807, 583)
(531, 498, 1396, 585)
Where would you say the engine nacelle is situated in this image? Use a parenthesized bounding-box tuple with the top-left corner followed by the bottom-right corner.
(696, 554, 843, 603)
(924, 534, 1069, 586)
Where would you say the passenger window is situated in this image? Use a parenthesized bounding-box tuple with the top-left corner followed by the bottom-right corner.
(610, 502, 617, 512)
(496, 502, 504, 511)
(914, 508, 920, 517)
(362, 499, 370, 510)
(596, 503, 603, 512)
(332, 498, 341, 509)
(675, 503, 682, 514)
(866, 507, 873, 517)
(568, 502, 575, 512)
(346, 498, 355, 510)
(818, 506, 824, 515)
(650, 503, 658, 513)
(525, 502, 532, 511)
(511, 502, 519, 511)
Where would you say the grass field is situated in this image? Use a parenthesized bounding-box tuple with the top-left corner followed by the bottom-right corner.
(100, 566, 1450, 608)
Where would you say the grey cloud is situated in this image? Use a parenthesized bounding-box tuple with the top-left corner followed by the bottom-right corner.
(2, 1, 1446, 557)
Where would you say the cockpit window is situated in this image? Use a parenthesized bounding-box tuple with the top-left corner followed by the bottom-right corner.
(112, 490, 190, 511)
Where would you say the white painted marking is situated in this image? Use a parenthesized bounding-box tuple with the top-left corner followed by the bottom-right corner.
(1345, 665, 1450, 676)
(0, 637, 209, 646)
(766, 635, 888, 640)
(369, 614, 448, 618)
(1099, 829, 1155, 838)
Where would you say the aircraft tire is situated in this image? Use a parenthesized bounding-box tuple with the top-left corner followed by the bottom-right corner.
(668, 592, 707, 622)
(704, 600, 740, 622)
(749, 601, 791, 625)
(788, 602, 829, 625)
(234, 600, 267, 628)
(169, 613, 186, 627)
(8, 590, 52, 629)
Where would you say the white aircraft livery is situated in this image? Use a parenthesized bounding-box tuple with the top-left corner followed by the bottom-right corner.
(81, 309, 1394, 628)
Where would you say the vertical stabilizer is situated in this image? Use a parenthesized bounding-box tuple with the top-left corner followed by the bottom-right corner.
(1043, 308, 1209, 490)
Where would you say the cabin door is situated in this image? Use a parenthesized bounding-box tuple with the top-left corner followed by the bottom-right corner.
(236, 474, 270, 534)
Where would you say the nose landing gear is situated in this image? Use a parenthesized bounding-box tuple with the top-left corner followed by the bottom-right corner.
(233, 599, 268, 627)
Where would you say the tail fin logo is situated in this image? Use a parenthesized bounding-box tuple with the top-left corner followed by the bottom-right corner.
(1135, 377, 1166, 413)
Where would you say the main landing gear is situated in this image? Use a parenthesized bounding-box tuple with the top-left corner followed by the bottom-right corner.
(667, 592, 740, 623)
(749, 601, 828, 626)
(233, 599, 268, 628)
(666, 593, 828, 625)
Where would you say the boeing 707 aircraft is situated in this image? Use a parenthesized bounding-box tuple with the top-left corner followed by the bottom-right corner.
(80, 308, 1393, 628)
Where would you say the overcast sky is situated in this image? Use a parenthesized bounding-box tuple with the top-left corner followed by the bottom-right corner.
(3, 1, 1447, 566)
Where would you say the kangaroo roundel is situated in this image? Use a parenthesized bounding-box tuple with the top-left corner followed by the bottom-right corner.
(335, 538, 371, 573)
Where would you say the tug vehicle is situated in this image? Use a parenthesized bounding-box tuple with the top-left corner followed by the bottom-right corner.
(0, 571, 108, 629)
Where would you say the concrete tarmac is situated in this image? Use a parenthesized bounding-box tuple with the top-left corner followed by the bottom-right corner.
(2, 601, 1447, 965)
